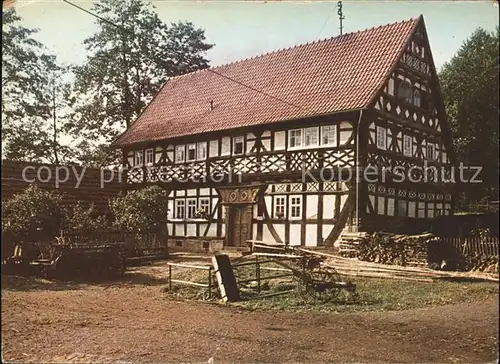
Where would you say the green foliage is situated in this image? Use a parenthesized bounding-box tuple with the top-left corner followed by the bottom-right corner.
(110, 186, 168, 232)
(67, 0, 214, 165)
(1, 185, 64, 238)
(439, 27, 499, 205)
(63, 202, 110, 233)
(2, 9, 70, 164)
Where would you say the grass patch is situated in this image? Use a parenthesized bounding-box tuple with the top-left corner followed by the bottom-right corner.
(231, 277, 499, 313)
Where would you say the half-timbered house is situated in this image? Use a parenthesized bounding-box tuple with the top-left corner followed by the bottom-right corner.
(112, 16, 455, 249)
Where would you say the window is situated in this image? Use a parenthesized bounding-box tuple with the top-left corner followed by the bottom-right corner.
(289, 129, 302, 148)
(233, 136, 244, 155)
(403, 135, 413, 157)
(197, 142, 207, 160)
(304, 127, 319, 147)
(397, 200, 407, 217)
(274, 196, 285, 218)
(321, 125, 336, 146)
(187, 199, 197, 219)
(397, 80, 413, 104)
(199, 198, 210, 215)
(175, 199, 185, 219)
(135, 150, 144, 166)
(187, 144, 196, 162)
(426, 143, 435, 160)
(413, 90, 421, 108)
(145, 148, 154, 165)
(376, 126, 387, 150)
(290, 196, 302, 219)
(175, 145, 185, 163)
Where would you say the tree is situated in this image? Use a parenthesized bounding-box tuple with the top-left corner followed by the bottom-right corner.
(439, 27, 499, 206)
(110, 186, 168, 232)
(1, 185, 64, 239)
(2, 9, 70, 164)
(67, 0, 214, 165)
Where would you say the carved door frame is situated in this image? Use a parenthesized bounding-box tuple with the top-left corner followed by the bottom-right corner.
(216, 184, 267, 247)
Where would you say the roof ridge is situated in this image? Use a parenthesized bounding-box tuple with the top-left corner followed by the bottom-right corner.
(167, 17, 420, 82)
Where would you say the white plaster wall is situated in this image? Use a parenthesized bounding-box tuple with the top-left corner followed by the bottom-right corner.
(221, 137, 230, 156)
(186, 223, 196, 236)
(322, 224, 334, 243)
(289, 225, 301, 246)
(207, 224, 218, 237)
(174, 223, 184, 235)
(274, 131, 286, 150)
(323, 195, 335, 219)
(306, 195, 318, 219)
(305, 225, 317, 247)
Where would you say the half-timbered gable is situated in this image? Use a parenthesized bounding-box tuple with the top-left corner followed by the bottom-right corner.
(112, 15, 455, 247)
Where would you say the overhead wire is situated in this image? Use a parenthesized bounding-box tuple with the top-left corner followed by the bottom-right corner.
(61, 0, 304, 111)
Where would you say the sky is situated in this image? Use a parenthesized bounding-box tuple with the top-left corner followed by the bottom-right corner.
(12, 0, 500, 72)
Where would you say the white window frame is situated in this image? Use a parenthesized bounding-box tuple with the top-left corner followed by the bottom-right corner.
(199, 198, 210, 216)
(403, 135, 413, 157)
(290, 195, 302, 220)
(274, 196, 286, 219)
(233, 136, 244, 156)
(135, 150, 144, 166)
(187, 143, 197, 162)
(376, 126, 387, 150)
(197, 142, 207, 160)
(175, 199, 185, 219)
(186, 198, 197, 219)
(145, 148, 154, 165)
(288, 129, 302, 149)
(175, 145, 185, 163)
(304, 127, 319, 147)
(413, 89, 421, 108)
(320, 125, 336, 146)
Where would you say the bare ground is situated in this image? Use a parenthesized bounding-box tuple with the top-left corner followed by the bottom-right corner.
(1, 264, 499, 364)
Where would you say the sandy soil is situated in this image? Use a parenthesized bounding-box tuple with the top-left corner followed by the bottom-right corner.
(2, 264, 499, 364)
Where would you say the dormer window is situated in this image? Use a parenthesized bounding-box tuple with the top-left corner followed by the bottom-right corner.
(233, 136, 244, 155)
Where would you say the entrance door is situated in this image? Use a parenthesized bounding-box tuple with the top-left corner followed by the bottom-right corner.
(226, 204, 253, 247)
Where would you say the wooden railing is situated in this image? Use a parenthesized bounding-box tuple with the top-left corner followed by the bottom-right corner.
(442, 237, 499, 257)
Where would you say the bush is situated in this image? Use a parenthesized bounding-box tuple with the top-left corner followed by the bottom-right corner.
(2, 184, 64, 238)
(63, 202, 110, 233)
(110, 186, 168, 232)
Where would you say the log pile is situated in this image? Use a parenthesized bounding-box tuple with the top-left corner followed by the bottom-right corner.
(466, 254, 499, 274)
(338, 232, 435, 268)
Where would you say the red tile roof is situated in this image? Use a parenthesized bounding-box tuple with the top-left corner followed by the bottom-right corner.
(114, 17, 420, 147)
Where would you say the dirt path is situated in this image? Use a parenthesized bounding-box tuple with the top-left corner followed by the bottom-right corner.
(2, 273, 498, 363)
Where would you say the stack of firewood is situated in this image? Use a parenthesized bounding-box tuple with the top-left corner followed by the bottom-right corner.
(339, 232, 435, 267)
(466, 254, 499, 274)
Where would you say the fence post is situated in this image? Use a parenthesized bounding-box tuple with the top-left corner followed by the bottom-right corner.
(256, 255, 261, 293)
(208, 267, 212, 299)
(168, 264, 172, 291)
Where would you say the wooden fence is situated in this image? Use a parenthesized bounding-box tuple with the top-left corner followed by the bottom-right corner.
(442, 237, 499, 257)
(1, 229, 167, 261)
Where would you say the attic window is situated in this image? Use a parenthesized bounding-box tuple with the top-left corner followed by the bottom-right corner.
(397, 80, 413, 104)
